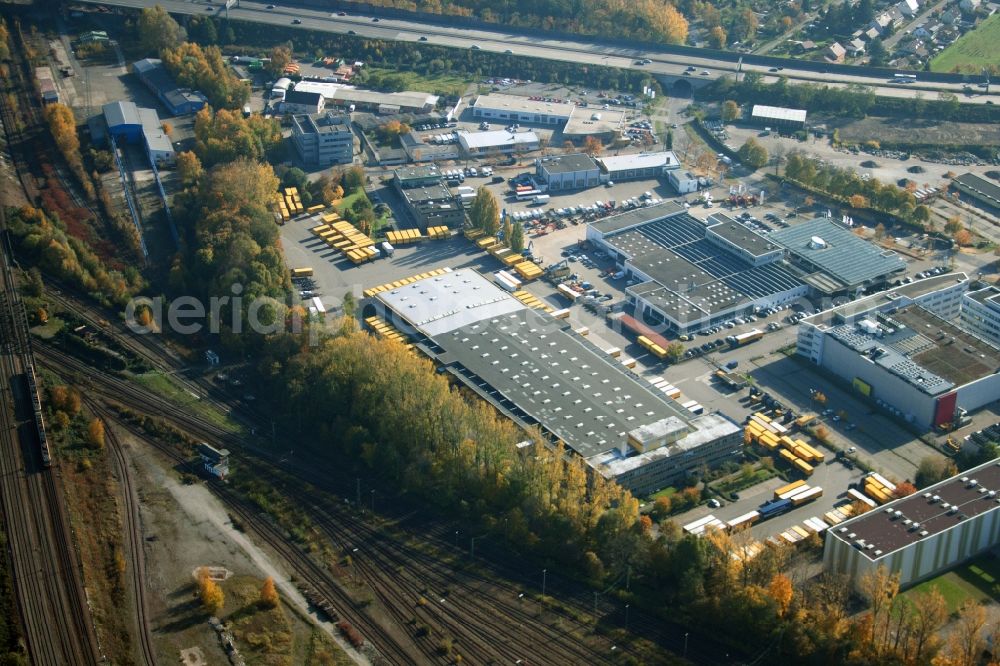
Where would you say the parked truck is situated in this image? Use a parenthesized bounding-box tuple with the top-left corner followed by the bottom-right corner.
(532, 194, 551, 205)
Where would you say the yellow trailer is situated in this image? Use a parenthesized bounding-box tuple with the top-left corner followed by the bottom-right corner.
(773, 479, 807, 500)
(793, 458, 814, 476)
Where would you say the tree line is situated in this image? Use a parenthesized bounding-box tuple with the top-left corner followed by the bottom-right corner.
(706, 73, 1000, 124)
(783, 152, 931, 226)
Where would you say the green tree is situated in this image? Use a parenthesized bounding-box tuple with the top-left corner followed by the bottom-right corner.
(469, 187, 500, 236)
(665, 342, 684, 363)
(737, 137, 768, 169)
(509, 221, 525, 253)
(665, 129, 673, 149)
(868, 38, 887, 66)
(138, 5, 185, 54)
(267, 45, 292, 77)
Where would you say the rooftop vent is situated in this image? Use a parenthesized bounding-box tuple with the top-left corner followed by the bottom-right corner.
(919, 530, 929, 537)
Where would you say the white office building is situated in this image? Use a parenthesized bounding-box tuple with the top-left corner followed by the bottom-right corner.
(960, 286, 1000, 348)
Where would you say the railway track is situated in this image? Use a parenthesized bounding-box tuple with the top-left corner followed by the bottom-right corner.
(36, 340, 731, 662)
(94, 403, 157, 665)
(35, 345, 704, 663)
(0, 208, 99, 665)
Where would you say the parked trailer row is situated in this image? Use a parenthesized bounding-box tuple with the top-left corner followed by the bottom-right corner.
(847, 487, 878, 509)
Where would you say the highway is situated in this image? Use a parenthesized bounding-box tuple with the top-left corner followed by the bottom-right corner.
(79, 0, 997, 103)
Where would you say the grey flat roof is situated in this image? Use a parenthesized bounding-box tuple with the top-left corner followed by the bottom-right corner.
(395, 164, 443, 181)
(537, 153, 598, 175)
(563, 106, 627, 136)
(828, 459, 1000, 560)
(750, 105, 807, 123)
(706, 213, 779, 257)
(593, 412, 741, 477)
(802, 272, 969, 328)
(294, 112, 351, 134)
(472, 93, 575, 119)
(769, 218, 905, 287)
(435, 311, 689, 458)
(967, 285, 1000, 308)
(590, 201, 686, 235)
(403, 183, 457, 205)
(952, 173, 1000, 207)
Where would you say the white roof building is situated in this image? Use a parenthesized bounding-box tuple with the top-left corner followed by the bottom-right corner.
(458, 130, 540, 155)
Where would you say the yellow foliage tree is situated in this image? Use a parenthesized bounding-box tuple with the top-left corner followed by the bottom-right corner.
(768, 573, 793, 617)
(259, 576, 279, 609)
(197, 567, 225, 615)
(709, 26, 727, 49)
(176, 151, 203, 187)
(88, 418, 105, 449)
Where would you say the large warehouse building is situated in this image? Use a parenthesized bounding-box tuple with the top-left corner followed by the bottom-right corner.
(458, 129, 540, 157)
(797, 272, 1000, 429)
(597, 152, 680, 183)
(367, 268, 743, 495)
(950, 173, 1000, 216)
(961, 285, 1000, 347)
(290, 81, 439, 114)
(824, 458, 1000, 589)
(470, 93, 625, 141)
(768, 217, 906, 295)
(587, 205, 808, 334)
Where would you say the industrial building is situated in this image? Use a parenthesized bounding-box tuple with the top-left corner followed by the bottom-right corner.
(290, 113, 354, 167)
(289, 81, 439, 114)
(470, 93, 575, 125)
(797, 272, 1000, 429)
(102, 101, 176, 168)
(667, 170, 700, 194)
(749, 105, 808, 130)
(471, 93, 625, 140)
(197, 443, 230, 480)
(562, 107, 627, 142)
(768, 217, 906, 295)
(950, 173, 1000, 216)
(535, 154, 601, 191)
(400, 133, 461, 162)
(367, 268, 743, 495)
(132, 58, 207, 116)
(281, 90, 325, 115)
(960, 285, 1000, 347)
(392, 166, 464, 229)
(824, 458, 1000, 589)
(587, 206, 807, 334)
(458, 130, 540, 157)
(597, 152, 680, 183)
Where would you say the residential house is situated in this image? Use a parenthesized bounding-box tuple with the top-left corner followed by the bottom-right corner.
(898, 0, 920, 16)
(864, 26, 881, 40)
(960, 0, 981, 12)
(849, 38, 867, 55)
(826, 42, 847, 62)
(940, 8, 961, 23)
(796, 40, 817, 53)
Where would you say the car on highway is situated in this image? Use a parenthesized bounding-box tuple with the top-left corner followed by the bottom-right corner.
(291, 18, 301, 23)
(372, 17, 380, 22)
(471, 44, 480, 49)
(505, 49, 513, 54)
(419, 36, 427, 41)
(337, 11, 346, 15)
(266, 3, 274, 7)
(700, 69, 710, 75)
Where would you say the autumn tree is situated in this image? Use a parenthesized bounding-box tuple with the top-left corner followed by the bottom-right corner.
(813, 424, 831, 443)
(192, 107, 282, 166)
(45, 103, 90, 196)
(653, 495, 672, 519)
(737, 137, 768, 169)
(161, 121, 173, 136)
(161, 42, 249, 109)
(665, 342, 685, 363)
(639, 0, 688, 44)
(812, 391, 827, 405)
(138, 4, 185, 54)
(721, 99, 739, 122)
(375, 119, 412, 144)
(709, 26, 728, 49)
(849, 194, 869, 209)
(938, 600, 988, 666)
(583, 135, 603, 156)
(88, 418, 105, 449)
(767, 573, 793, 617)
(953, 229, 972, 247)
(197, 567, 225, 615)
(259, 576, 279, 609)
(562, 140, 575, 154)
(468, 187, 500, 236)
(944, 215, 963, 234)
(267, 45, 292, 76)
(873, 222, 886, 240)
(176, 151, 203, 187)
(892, 481, 917, 499)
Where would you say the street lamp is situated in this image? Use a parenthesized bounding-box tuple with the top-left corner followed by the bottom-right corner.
(684, 632, 689, 658)
(370, 489, 375, 513)
(625, 604, 630, 632)
(542, 568, 547, 596)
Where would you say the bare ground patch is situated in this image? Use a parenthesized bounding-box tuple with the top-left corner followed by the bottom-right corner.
(834, 117, 1000, 147)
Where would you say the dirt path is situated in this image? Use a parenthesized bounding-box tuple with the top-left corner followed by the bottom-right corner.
(126, 436, 368, 665)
